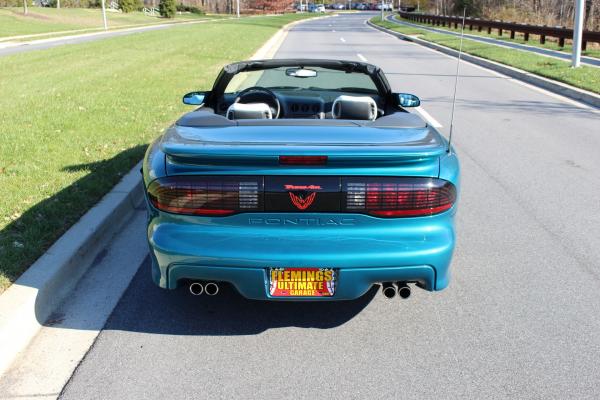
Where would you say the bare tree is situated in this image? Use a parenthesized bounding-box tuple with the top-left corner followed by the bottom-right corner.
(415, 0, 599, 29)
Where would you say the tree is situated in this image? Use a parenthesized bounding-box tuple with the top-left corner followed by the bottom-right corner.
(119, 0, 141, 13)
(159, 0, 177, 18)
(453, 0, 480, 16)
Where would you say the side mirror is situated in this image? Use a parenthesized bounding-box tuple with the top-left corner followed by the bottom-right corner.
(395, 93, 420, 108)
(183, 91, 207, 105)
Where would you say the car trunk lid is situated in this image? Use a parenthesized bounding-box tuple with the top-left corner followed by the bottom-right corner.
(161, 123, 445, 177)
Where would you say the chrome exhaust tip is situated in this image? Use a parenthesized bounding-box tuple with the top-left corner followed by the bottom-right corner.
(397, 282, 411, 299)
(381, 282, 396, 299)
(189, 282, 204, 296)
(204, 282, 219, 296)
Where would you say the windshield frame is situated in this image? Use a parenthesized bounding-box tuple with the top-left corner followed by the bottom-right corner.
(224, 67, 381, 96)
(203, 59, 393, 109)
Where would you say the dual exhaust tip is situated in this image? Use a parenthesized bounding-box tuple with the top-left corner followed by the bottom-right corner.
(189, 282, 219, 296)
(382, 282, 411, 299)
(192, 281, 409, 299)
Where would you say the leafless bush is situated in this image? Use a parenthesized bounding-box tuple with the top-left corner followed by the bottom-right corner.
(402, 0, 599, 30)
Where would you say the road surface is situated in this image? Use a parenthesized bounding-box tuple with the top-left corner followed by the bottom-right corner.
(8, 12, 600, 400)
(0, 19, 216, 58)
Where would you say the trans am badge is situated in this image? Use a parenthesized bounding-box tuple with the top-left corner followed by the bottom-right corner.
(285, 184, 321, 210)
(269, 267, 336, 297)
(289, 192, 316, 210)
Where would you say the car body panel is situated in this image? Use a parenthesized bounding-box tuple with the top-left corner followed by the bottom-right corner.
(147, 209, 456, 300)
(143, 140, 459, 301)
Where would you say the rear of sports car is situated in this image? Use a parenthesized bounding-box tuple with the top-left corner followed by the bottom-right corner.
(143, 120, 459, 301)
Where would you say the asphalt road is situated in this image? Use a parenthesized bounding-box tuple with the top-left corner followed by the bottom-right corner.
(386, 15, 600, 68)
(59, 13, 600, 399)
(0, 20, 213, 58)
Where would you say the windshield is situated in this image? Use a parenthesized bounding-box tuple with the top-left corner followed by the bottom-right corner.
(225, 66, 379, 95)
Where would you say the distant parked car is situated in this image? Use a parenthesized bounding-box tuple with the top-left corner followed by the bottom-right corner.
(297, 3, 308, 11)
(356, 3, 369, 10)
(309, 3, 326, 12)
(332, 3, 346, 10)
(376, 2, 393, 11)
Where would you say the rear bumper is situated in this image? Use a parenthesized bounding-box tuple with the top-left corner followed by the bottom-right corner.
(167, 264, 437, 300)
(147, 210, 456, 301)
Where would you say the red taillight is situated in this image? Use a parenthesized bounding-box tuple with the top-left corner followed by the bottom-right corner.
(147, 176, 262, 216)
(279, 155, 328, 165)
(344, 178, 456, 217)
(147, 176, 456, 218)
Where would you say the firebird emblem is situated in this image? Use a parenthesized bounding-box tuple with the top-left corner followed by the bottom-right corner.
(289, 192, 317, 210)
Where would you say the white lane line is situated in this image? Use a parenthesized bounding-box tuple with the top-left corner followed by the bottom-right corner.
(340, 37, 346, 42)
(414, 106, 443, 128)
(357, 53, 368, 62)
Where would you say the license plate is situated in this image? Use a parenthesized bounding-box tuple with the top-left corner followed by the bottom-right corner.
(269, 268, 337, 297)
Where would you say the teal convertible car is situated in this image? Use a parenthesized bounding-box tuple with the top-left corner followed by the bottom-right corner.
(142, 59, 459, 301)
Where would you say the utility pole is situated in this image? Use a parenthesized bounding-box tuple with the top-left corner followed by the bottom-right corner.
(380, 0, 384, 20)
(101, 0, 108, 30)
(236, 0, 239, 17)
(23, 0, 28, 14)
(57, 0, 60, 9)
(571, 0, 585, 67)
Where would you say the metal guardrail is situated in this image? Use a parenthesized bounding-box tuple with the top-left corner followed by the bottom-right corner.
(398, 11, 600, 50)
(143, 7, 159, 16)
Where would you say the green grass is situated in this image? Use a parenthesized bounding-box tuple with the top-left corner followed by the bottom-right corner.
(0, 7, 213, 39)
(394, 16, 600, 60)
(0, 13, 313, 293)
(372, 16, 600, 94)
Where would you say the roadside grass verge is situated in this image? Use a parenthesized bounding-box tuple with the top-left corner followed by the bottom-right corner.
(0, 7, 213, 39)
(0, 13, 314, 293)
(393, 15, 600, 60)
(372, 16, 600, 94)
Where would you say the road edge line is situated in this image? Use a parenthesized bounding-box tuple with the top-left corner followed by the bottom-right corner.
(367, 20, 600, 109)
(251, 14, 331, 60)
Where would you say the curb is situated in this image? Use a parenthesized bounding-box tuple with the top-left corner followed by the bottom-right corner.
(0, 15, 318, 379)
(0, 162, 143, 377)
(367, 20, 600, 108)
(387, 16, 600, 68)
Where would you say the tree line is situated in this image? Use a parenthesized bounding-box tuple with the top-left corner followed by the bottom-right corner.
(400, 0, 599, 30)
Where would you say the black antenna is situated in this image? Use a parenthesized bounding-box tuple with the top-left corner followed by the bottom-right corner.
(447, 8, 466, 153)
